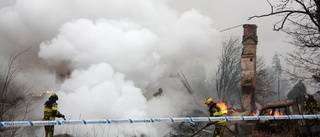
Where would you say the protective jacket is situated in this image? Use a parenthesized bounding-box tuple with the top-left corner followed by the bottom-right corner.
(43, 100, 64, 120)
(209, 103, 227, 137)
(209, 103, 227, 125)
(305, 99, 319, 114)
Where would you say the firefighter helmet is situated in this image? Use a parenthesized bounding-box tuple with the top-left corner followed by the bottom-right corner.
(49, 93, 58, 100)
(205, 98, 214, 105)
(309, 94, 314, 99)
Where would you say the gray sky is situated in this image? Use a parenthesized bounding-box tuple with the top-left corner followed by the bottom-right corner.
(168, 0, 293, 65)
(0, 0, 296, 136)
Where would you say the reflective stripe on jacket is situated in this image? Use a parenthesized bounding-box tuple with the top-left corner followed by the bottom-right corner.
(44, 101, 61, 121)
(305, 100, 320, 111)
(209, 107, 227, 125)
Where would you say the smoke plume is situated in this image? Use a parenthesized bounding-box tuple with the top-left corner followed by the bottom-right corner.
(0, 0, 219, 136)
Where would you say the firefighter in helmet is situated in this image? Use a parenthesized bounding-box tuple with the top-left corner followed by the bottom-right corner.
(205, 98, 227, 137)
(43, 93, 65, 137)
(305, 94, 320, 114)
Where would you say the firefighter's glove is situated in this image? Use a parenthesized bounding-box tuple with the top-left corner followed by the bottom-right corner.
(57, 114, 65, 120)
(206, 122, 213, 127)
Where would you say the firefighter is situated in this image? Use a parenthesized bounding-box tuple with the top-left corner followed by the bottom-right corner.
(305, 94, 320, 114)
(43, 93, 65, 137)
(205, 98, 227, 137)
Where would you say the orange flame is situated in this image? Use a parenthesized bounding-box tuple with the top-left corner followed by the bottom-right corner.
(231, 109, 237, 114)
(46, 90, 52, 94)
(31, 93, 43, 97)
(264, 110, 283, 116)
(217, 103, 228, 114)
(274, 111, 283, 116)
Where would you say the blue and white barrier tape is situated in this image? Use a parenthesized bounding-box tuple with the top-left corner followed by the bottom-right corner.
(0, 115, 319, 127)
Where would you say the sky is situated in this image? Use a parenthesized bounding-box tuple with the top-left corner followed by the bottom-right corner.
(0, 0, 297, 136)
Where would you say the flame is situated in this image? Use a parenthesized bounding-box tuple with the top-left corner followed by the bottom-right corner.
(217, 103, 228, 114)
(264, 110, 272, 116)
(252, 113, 256, 116)
(274, 111, 283, 116)
(31, 93, 43, 97)
(264, 110, 283, 116)
(31, 90, 51, 98)
(231, 109, 237, 114)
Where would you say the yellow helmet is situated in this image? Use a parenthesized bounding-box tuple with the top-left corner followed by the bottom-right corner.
(205, 98, 214, 105)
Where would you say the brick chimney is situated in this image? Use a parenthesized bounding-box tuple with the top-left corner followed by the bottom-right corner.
(241, 24, 257, 114)
(242, 24, 257, 42)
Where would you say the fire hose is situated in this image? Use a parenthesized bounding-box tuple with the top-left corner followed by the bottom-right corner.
(0, 115, 319, 127)
(190, 123, 211, 137)
(224, 125, 237, 137)
(191, 123, 237, 137)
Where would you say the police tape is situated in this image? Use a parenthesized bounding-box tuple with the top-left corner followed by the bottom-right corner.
(0, 115, 319, 127)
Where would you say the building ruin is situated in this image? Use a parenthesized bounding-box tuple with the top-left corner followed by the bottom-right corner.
(241, 24, 257, 113)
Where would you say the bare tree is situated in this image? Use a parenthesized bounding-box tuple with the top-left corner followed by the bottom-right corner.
(216, 37, 276, 106)
(256, 56, 276, 104)
(216, 36, 242, 106)
(249, 0, 320, 84)
(0, 50, 34, 137)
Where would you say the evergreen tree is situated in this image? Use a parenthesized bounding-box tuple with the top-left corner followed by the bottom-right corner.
(287, 79, 307, 99)
(272, 52, 282, 101)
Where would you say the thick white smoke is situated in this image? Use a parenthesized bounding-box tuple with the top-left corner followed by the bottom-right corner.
(0, 0, 219, 136)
